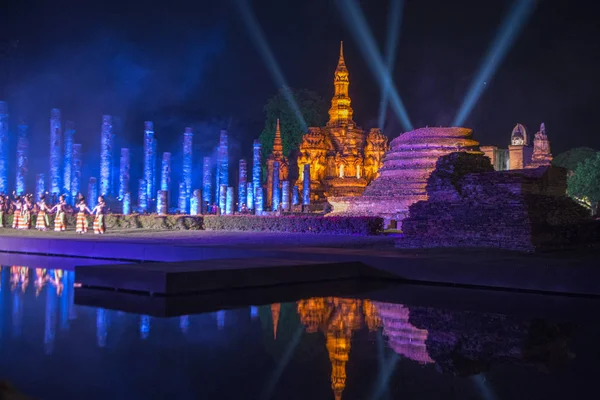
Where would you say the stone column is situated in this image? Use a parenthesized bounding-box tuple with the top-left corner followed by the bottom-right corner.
(71, 144, 82, 204)
(36, 174, 45, 202)
(202, 156, 212, 206)
(100, 115, 113, 196)
(226, 186, 234, 215)
(15, 122, 28, 195)
(178, 181, 187, 213)
(255, 186, 264, 214)
(161, 152, 171, 210)
(50, 108, 62, 195)
(292, 186, 299, 206)
(252, 140, 262, 197)
(138, 179, 147, 212)
(190, 189, 201, 215)
(272, 161, 280, 211)
(238, 159, 247, 211)
(88, 177, 98, 209)
(123, 192, 131, 215)
(143, 121, 155, 211)
(216, 130, 229, 201)
(219, 183, 227, 213)
(246, 182, 254, 210)
(157, 190, 168, 215)
(63, 121, 75, 196)
(183, 127, 193, 210)
(119, 148, 130, 200)
(281, 180, 290, 212)
(302, 164, 311, 206)
(0, 102, 8, 193)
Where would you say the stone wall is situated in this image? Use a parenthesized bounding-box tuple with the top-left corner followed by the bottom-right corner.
(397, 152, 594, 252)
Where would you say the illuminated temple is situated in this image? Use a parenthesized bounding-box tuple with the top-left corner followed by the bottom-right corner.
(296, 42, 388, 201)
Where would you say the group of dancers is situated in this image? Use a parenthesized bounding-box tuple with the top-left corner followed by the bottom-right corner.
(0, 193, 107, 234)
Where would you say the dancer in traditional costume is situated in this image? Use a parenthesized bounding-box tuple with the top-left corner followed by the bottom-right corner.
(19, 194, 34, 230)
(35, 195, 51, 231)
(11, 194, 22, 229)
(91, 196, 107, 234)
(75, 196, 92, 234)
(51, 194, 68, 232)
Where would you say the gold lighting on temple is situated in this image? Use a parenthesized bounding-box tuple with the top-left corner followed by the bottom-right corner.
(266, 119, 289, 207)
(297, 297, 382, 400)
(296, 42, 389, 201)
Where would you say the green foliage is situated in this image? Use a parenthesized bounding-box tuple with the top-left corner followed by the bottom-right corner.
(203, 215, 383, 235)
(552, 147, 599, 171)
(567, 152, 600, 208)
(259, 87, 328, 159)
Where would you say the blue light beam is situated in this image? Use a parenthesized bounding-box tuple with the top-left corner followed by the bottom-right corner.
(336, 0, 413, 131)
(378, 0, 405, 130)
(453, 0, 537, 126)
(235, 0, 307, 131)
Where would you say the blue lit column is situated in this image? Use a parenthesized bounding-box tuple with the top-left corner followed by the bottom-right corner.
(219, 184, 227, 213)
(161, 152, 171, 210)
(255, 186, 264, 214)
(178, 182, 187, 213)
(216, 130, 228, 203)
(226, 187, 234, 215)
(63, 121, 75, 197)
(143, 122, 155, 212)
(246, 182, 254, 210)
(36, 174, 45, 201)
(252, 139, 262, 196)
(281, 180, 290, 212)
(157, 190, 168, 215)
(123, 192, 131, 215)
(49, 109, 62, 195)
(182, 128, 193, 211)
(15, 122, 28, 195)
(292, 185, 299, 206)
(272, 162, 280, 211)
(302, 164, 311, 206)
(71, 144, 82, 204)
(238, 159, 247, 211)
(190, 189, 201, 215)
(0, 102, 8, 193)
(202, 156, 212, 206)
(100, 115, 113, 196)
(88, 178, 98, 209)
(119, 148, 130, 200)
(138, 179, 147, 212)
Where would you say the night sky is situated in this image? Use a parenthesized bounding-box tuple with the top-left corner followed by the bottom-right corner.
(1, 0, 599, 172)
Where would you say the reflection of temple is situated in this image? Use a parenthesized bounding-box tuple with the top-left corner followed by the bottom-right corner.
(296, 43, 388, 201)
(297, 297, 381, 400)
(266, 120, 289, 208)
(271, 303, 281, 339)
(481, 123, 553, 171)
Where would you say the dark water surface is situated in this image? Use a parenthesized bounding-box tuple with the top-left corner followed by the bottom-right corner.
(0, 265, 598, 400)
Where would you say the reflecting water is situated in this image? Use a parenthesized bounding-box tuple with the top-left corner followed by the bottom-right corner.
(0, 266, 597, 399)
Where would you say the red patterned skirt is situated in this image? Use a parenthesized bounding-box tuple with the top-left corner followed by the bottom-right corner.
(36, 211, 48, 230)
(93, 214, 105, 234)
(13, 210, 22, 229)
(54, 211, 66, 231)
(76, 212, 87, 233)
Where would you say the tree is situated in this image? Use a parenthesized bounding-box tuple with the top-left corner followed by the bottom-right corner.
(259, 87, 328, 159)
(567, 152, 600, 215)
(552, 147, 598, 172)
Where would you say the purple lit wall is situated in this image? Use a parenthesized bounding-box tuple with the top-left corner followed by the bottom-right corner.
(238, 159, 247, 211)
(88, 177, 98, 209)
(63, 121, 75, 197)
(36, 174, 45, 201)
(302, 164, 311, 206)
(0, 102, 8, 193)
(100, 115, 113, 196)
(272, 161, 280, 211)
(281, 180, 290, 211)
(119, 148, 130, 201)
(71, 144, 82, 203)
(182, 128, 193, 212)
(226, 186, 234, 215)
(15, 123, 28, 195)
(246, 182, 254, 210)
(202, 156, 212, 205)
(49, 109, 62, 195)
(143, 122, 155, 212)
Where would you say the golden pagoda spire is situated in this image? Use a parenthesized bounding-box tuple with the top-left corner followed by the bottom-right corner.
(328, 41, 354, 127)
(271, 303, 281, 340)
(273, 119, 283, 156)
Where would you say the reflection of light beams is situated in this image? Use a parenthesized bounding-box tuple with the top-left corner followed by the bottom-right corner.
(97, 308, 109, 348)
(371, 331, 399, 400)
(44, 282, 57, 354)
(471, 374, 498, 400)
(336, 0, 413, 131)
(140, 315, 151, 340)
(60, 271, 69, 330)
(250, 306, 259, 319)
(260, 327, 304, 400)
(378, 0, 404, 130)
(180, 315, 190, 333)
(453, 0, 537, 126)
(216, 310, 226, 330)
(235, 0, 307, 131)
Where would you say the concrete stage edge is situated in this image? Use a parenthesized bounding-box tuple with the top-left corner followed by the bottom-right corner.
(1, 234, 599, 296)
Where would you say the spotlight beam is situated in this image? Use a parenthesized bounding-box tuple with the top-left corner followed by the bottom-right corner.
(452, 0, 537, 126)
(378, 0, 405, 130)
(235, 0, 307, 131)
(336, 0, 413, 131)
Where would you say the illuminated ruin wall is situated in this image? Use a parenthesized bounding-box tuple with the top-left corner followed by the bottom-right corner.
(15, 122, 28, 195)
(88, 177, 98, 209)
(143, 121, 156, 212)
(63, 121, 75, 197)
(0, 102, 8, 193)
(71, 144, 82, 203)
(202, 156, 212, 205)
(100, 115, 113, 196)
(119, 148, 130, 201)
(50, 109, 62, 195)
(238, 159, 247, 211)
(182, 127, 193, 211)
(36, 174, 45, 201)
